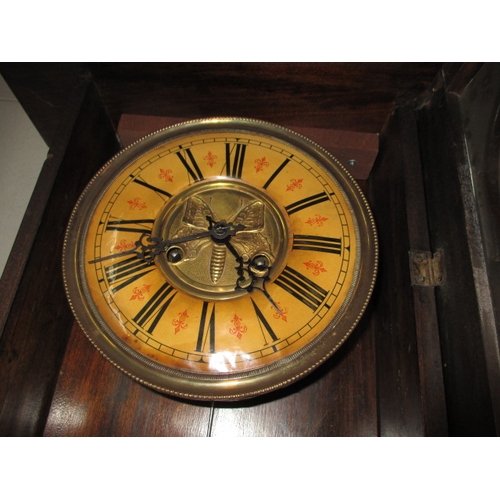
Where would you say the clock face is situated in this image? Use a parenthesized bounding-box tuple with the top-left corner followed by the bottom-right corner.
(63, 118, 377, 400)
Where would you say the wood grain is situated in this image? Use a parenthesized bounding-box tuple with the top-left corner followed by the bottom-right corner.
(88, 63, 442, 134)
(44, 323, 212, 437)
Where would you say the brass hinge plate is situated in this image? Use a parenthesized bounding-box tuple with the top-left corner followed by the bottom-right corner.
(409, 250, 444, 286)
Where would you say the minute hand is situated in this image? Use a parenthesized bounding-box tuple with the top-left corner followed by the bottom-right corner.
(88, 222, 245, 265)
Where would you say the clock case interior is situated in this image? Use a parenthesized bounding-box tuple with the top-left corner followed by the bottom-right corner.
(1, 63, 499, 436)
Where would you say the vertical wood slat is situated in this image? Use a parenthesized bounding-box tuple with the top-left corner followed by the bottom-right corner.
(457, 64, 500, 433)
(398, 101, 448, 436)
(368, 97, 448, 436)
(368, 107, 425, 436)
(0, 80, 121, 436)
(417, 80, 497, 436)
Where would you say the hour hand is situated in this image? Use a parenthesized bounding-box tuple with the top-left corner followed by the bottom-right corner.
(88, 220, 247, 265)
(234, 253, 283, 315)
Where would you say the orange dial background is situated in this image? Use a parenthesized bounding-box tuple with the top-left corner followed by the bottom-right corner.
(83, 131, 358, 374)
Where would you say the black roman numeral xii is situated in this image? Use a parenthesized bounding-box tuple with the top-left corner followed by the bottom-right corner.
(225, 143, 246, 178)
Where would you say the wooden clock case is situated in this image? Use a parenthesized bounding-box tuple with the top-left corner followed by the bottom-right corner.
(0, 63, 498, 436)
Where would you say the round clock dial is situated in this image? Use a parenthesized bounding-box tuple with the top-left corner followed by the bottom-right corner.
(63, 118, 377, 400)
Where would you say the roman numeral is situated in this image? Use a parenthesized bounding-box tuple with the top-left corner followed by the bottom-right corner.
(293, 235, 342, 254)
(105, 218, 154, 234)
(285, 192, 329, 215)
(176, 148, 204, 182)
(133, 282, 177, 335)
(132, 177, 172, 200)
(251, 299, 279, 344)
(262, 158, 291, 189)
(274, 266, 328, 311)
(195, 302, 215, 353)
(225, 143, 246, 178)
(104, 257, 155, 294)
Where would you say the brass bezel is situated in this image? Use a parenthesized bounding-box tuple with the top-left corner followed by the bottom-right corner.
(63, 117, 378, 401)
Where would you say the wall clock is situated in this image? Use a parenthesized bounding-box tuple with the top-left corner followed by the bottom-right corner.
(63, 117, 378, 400)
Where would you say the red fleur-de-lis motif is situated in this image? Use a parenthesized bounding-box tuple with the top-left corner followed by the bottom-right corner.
(115, 239, 136, 252)
(130, 284, 151, 301)
(173, 310, 189, 334)
(254, 157, 269, 173)
(229, 314, 247, 339)
(204, 151, 217, 168)
(304, 260, 327, 276)
(158, 168, 174, 182)
(273, 303, 288, 322)
(305, 214, 329, 227)
(127, 197, 147, 210)
(286, 178, 303, 191)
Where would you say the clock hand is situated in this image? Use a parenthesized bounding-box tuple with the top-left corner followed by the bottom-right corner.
(88, 220, 246, 264)
(250, 276, 283, 315)
(173, 223, 246, 246)
(230, 248, 283, 316)
(247, 255, 283, 315)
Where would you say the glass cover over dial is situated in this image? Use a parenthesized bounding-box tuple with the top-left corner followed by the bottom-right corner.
(63, 118, 378, 400)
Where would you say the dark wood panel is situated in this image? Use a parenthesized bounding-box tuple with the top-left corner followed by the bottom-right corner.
(44, 324, 212, 437)
(417, 73, 496, 436)
(368, 104, 426, 436)
(397, 100, 447, 436)
(88, 63, 442, 134)
(0, 81, 120, 436)
(458, 64, 500, 430)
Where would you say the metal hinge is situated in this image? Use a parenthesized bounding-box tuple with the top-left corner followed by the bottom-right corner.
(409, 250, 444, 286)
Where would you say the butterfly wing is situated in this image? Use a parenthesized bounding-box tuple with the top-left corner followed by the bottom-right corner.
(170, 196, 215, 260)
(232, 200, 264, 230)
(231, 201, 273, 262)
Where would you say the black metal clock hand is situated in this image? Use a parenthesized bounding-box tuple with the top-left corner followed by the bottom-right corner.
(88, 219, 246, 264)
(230, 249, 283, 315)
